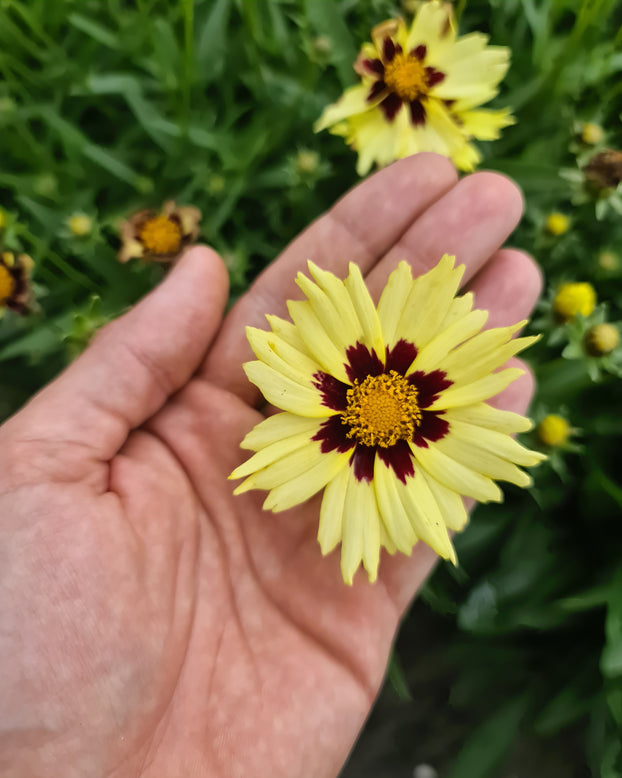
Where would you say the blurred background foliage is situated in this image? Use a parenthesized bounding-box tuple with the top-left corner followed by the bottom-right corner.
(1, 0, 621, 775)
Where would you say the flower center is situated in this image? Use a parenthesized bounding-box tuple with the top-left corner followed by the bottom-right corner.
(139, 215, 182, 254)
(0, 264, 16, 302)
(384, 53, 427, 101)
(343, 370, 422, 448)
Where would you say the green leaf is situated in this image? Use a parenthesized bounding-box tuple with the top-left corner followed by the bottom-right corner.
(601, 571, 622, 679)
(304, 0, 357, 88)
(196, 0, 233, 80)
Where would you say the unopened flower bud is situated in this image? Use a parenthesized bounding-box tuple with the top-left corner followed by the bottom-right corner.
(584, 323, 619, 356)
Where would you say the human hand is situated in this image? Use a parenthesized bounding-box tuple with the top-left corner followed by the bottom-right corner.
(0, 154, 541, 778)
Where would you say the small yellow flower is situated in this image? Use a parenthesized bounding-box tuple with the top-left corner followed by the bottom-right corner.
(537, 415, 571, 448)
(584, 323, 619, 356)
(315, 2, 514, 175)
(68, 214, 93, 237)
(545, 212, 570, 236)
(230, 256, 544, 585)
(553, 282, 596, 321)
(580, 122, 604, 145)
(0, 251, 34, 316)
(118, 200, 201, 263)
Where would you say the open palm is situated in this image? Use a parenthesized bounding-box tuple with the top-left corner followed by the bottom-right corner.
(0, 155, 542, 778)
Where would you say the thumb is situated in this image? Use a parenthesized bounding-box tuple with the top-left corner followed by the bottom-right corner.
(2, 246, 228, 475)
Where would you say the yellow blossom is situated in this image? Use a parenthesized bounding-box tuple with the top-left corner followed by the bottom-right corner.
(537, 415, 571, 448)
(230, 256, 544, 585)
(314, 2, 514, 175)
(118, 200, 201, 263)
(0, 251, 34, 316)
(545, 212, 570, 236)
(553, 282, 596, 321)
(580, 122, 604, 145)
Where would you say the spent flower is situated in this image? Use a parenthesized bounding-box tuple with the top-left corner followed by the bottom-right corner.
(230, 256, 544, 584)
(314, 2, 514, 175)
(118, 200, 201, 263)
(0, 251, 34, 317)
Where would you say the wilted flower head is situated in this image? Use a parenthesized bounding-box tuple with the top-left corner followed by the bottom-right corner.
(118, 200, 201, 263)
(553, 282, 596, 322)
(583, 150, 622, 192)
(230, 256, 544, 585)
(0, 251, 34, 316)
(314, 1, 514, 175)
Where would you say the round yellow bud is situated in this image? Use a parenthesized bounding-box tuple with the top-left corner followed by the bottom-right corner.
(537, 415, 571, 447)
(296, 150, 319, 174)
(598, 251, 618, 271)
(581, 122, 604, 145)
(68, 214, 93, 236)
(553, 282, 596, 321)
(545, 212, 570, 236)
(584, 323, 619, 356)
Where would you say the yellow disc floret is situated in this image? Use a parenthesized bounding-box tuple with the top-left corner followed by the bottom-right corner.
(343, 370, 422, 448)
(139, 215, 182, 255)
(537, 414, 571, 447)
(0, 263, 16, 303)
(553, 282, 596, 321)
(384, 53, 427, 101)
(584, 323, 619, 356)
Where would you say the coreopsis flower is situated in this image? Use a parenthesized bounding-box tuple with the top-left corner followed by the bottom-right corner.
(537, 415, 571, 448)
(230, 256, 544, 584)
(314, 2, 514, 175)
(545, 212, 570, 236)
(0, 251, 34, 316)
(553, 282, 596, 322)
(118, 200, 201, 263)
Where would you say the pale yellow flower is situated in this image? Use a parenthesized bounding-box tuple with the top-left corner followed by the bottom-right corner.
(230, 256, 544, 585)
(315, 2, 514, 175)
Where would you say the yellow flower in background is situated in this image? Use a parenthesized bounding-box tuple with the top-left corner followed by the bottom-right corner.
(230, 256, 544, 585)
(553, 282, 596, 322)
(537, 415, 571, 448)
(118, 200, 201, 263)
(580, 122, 604, 146)
(0, 251, 34, 317)
(545, 212, 570, 236)
(314, 2, 514, 175)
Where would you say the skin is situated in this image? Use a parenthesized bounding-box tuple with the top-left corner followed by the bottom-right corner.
(0, 154, 542, 778)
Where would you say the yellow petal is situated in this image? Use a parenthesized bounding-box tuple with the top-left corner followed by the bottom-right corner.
(318, 463, 350, 555)
(396, 470, 457, 563)
(396, 254, 464, 350)
(314, 84, 376, 133)
(231, 429, 320, 480)
(433, 38, 510, 103)
(429, 367, 524, 410)
(377, 261, 414, 346)
(344, 262, 385, 356)
(421, 470, 469, 532)
(435, 433, 534, 488)
(246, 327, 321, 386)
(413, 442, 503, 503)
(243, 361, 330, 417)
(263, 451, 349, 512)
(444, 418, 547, 468)
(455, 107, 515, 140)
(412, 309, 488, 374)
(234, 441, 325, 493)
(373, 455, 418, 553)
(266, 314, 309, 353)
(444, 332, 539, 386)
(406, 0, 456, 55)
(439, 292, 474, 329)
(340, 471, 381, 584)
(240, 413, 322, 451)
(286, 300, 350, 383)
(444, 403, 534, 435)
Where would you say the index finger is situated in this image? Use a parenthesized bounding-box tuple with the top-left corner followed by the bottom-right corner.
(201, 153, 458, 402)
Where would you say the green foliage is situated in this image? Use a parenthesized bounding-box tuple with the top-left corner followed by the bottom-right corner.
(1, 0, 621, 775)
